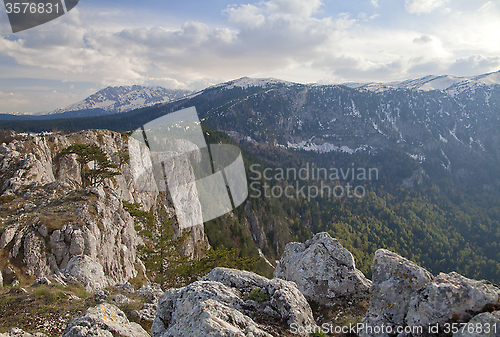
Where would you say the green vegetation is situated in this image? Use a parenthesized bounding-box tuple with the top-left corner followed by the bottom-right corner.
(115, 147, 130, 169)
(123, 199, 261, 288)
(248, 287, 268, 303)
(62, 143, 119, 188)
(0, 283, 91, 336)
(199, 125, 500, 284)
(122, 201, 154, 228)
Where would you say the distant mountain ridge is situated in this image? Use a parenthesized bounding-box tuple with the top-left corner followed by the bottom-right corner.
(342, 70, 500, 95)
(44, 85, 192, 115)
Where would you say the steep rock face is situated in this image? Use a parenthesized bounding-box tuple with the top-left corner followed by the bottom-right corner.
(0, 130, 209, 291)
(406, 272, 500, 328)
(62, 303, 150, 337)
(360, 249, 433, 337)
(274, 232, 371, 305)
(152, 267, 315, 337)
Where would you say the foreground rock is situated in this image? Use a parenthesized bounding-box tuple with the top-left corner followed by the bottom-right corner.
(360, 249, 433, 337)
(407, 272, 500, 328)
(0, 329, 47, 337)
(274, 232, 371, 305)
(135, 285, 164, 303)
(62, 303, 150, 337)
(453, 311, 500, 337)
(361, 249, 500, 337)
(152, 267, 315, 337)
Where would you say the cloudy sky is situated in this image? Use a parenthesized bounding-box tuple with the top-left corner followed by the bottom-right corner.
(0, 0, 499, 113)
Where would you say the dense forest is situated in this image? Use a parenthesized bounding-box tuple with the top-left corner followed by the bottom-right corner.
(203, 129, 500, 283)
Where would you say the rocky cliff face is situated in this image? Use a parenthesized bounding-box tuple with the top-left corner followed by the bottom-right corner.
(0, 130, 209, 291)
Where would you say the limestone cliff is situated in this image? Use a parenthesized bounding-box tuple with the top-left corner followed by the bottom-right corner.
(0, 130, 209, 291)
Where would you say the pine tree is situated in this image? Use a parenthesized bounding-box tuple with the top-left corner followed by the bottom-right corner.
(62, 143, 119, 187)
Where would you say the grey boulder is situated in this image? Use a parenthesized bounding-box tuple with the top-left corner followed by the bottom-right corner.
(407, 272, 500, 329)
(152, 267, 315, 337)
(360, 249, 433, 337)
(63, 255, 109, 293)
(62, 303, 150, 337)
(453, 311, 500, 337)
(274, 232, 372, 305)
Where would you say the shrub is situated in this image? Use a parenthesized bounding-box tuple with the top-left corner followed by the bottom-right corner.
(248, 287, 268, 303)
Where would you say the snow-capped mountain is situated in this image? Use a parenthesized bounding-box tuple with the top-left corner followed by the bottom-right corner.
(45, 85, 191, 116)
(213, 76, 297, 90)
(342, 70, 500, 95)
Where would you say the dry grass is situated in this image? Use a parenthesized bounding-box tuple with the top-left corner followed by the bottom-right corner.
(0, 281, 155, 336)
(0, 283, 90, 336)
(128, 262, 149, 291)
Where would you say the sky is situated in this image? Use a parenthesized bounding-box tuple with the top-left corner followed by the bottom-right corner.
(0, 0, 499, 113)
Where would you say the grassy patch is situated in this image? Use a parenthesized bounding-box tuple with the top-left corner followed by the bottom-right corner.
(248, 287, 269, 303)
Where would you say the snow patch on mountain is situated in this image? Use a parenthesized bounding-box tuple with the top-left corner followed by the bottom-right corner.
(45, 85, 191, 115)
(286, 141, 369, 154)
(342, 71, 500, 95)
(214, 77, 298, 90)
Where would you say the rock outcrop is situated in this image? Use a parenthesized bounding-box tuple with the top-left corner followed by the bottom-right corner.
(135, 284, 164, 303)
(62, 303, 150, 337)
(274, 232, 372, 305)
(0, 130, 209, 292)
(152, 267, 315, 337)
(360, 249, 434, 337)
(361, 249, 500, 337)
(407, 272, 500, 328)
(129, 285, 165, 322)
(63, 255, 110, 293)
(453, 311, 500, 337)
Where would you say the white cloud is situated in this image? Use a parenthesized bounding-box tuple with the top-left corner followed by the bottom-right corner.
(225, 4, 266, 29)
(0, 0, 499, 112)
(448, 55, 500, 76)
(371, 0, 379, 8)
(264, 0, 323, 17)
(413, 35, 432, 44)
(404, 0, 449, 14)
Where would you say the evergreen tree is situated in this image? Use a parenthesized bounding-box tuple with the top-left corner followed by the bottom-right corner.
(62, 143, 119, 187)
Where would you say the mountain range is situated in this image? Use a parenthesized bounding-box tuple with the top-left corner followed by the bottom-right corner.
(0, 85, 191, 120)
(1, 70, 500, 283)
